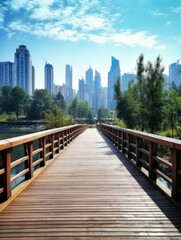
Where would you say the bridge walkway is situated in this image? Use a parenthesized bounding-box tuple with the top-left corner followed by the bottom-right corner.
(0, 128, 181, 239)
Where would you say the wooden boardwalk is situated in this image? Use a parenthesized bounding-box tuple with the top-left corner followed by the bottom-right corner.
(0, 128, 181, 239)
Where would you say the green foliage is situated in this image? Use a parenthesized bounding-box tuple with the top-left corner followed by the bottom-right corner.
(68, 97, 93, 123)
(144, 56, 165, 132)
(45, 105, 74, 129)
(68, 97, 78, 119)
(165, 90, 181, 138)
(114, 54, 166, 133)
(97, 106, 110, 123)
(11, 86, 29, 119)
(28, 89, 54, 119)
(78, 101, 90, 118)
(55, 92, 67, 111)
(114, 78, 138, 129)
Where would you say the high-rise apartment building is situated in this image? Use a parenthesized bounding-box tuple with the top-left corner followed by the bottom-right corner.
(78, 78, 85, 101)
(65, 64, 73, 104)
(169, 61, 181, 87)
(0, 61, 13, 87)
(108, 56, 121, 110)
(45, 63, 54, 94)
(86, 66, 93, 92)
(121, 73, 137, 92)
(94, 70, 101, 112)
(32, 65, 35, 92)
(14, 45, 33, 95)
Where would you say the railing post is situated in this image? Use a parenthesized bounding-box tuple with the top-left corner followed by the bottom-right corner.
(127, 134, 132, 159)
(171, 148, 181, 201)
(49, 134, 54, 159)
(149, 142, 157, 181)
(118, 130, 122, 150)
(121, 132, 125, 153)
(56, 133, 60, 153)
(60, 131, 64, 150)
(0, 148, 12, 201)
(136, 137, 142, 167)
(40, 137, 46, 167)
(24, 142, 33, 180)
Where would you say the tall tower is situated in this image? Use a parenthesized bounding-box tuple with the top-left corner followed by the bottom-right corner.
(14, 45, 32, 95)
(86, 66, 93, 92)
(78, 78, 85, 101)
(108, 56, 121, 110)
(0, 61, 13, 87)
(169, 60, 181, 87)
(45, 63, 54, 94)
(65, 64, 73, 104)
(94, 70, 101, 111)
(32, 65, 35, 93)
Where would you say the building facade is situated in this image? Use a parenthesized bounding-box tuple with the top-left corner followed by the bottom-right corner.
(108, 56, 121, 110)
(45, 63, 54, 94)
(169, 61, 181, 87)
(78, 78, 85, 101)
(14, 45, 33, 95)
(65, 64, 73, 104)
(0, 61, 13, 87)
(121, 73, 137, 92)
(94, 70, 101, 112)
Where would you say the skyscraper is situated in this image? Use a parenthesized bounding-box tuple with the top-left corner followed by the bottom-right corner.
(94, 70, 101, 111)
(45, 63, 54, 94)
(86, 66, 93, 92)
(32, 65, 35, 92)
(65, 64, 73, 104)
(14, 45, 33, 95)
(108, 56, 121, 110)
(0, 61, 13, 87)
(169, 61, 181, 87)
(121, 73, 137, 92)
(85, 66, 94, 107)
(78, 78, 85, 101)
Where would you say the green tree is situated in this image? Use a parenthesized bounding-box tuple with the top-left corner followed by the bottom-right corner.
(77, 101, 90, 118)
(45, 105, 74, 129)
(0, 86, 13, 114)
(166, 90, 181, 138)
(55, 92, 67, 111)
(114, 78, 138, 129)
(28, 89, 54, 119)
(68, 97, 78, 119)
(11, 86, 29, 119)
(144, 56, 165, 133)
(136, 53, 147, 131)
(97, 106, 110, 123)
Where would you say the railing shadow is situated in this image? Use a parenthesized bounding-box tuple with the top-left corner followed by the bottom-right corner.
(97, 129, 181, 233)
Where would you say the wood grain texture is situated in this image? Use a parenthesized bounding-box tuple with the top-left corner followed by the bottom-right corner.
(0, 129, 181, 239)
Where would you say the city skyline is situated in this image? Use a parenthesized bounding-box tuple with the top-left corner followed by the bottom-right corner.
(0, 0, 181, 90)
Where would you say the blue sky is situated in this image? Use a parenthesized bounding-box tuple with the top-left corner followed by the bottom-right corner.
(0, 0, 181, 90)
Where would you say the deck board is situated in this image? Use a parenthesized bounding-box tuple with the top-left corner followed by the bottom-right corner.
(0, 128, 181, 239)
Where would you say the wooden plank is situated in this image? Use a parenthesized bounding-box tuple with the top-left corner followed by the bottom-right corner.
(0, 129, 181, 239)
(10, 156, 29, 169)
(10, 169, 29, 184)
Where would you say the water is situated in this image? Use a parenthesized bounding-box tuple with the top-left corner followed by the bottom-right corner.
(0, 124, 46, 189)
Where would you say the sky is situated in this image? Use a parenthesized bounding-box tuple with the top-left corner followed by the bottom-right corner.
(0, 0, 181, 90)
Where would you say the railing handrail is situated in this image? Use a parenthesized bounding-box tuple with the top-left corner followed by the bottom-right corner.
(100, 124, 181, 150)
(0, 124, 88, 206)
(0, 124, 83, 151)
(97, 123, 181, 203)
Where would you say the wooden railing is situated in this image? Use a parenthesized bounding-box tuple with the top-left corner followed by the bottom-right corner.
(0, 124, 88, 203)
(97, 124, 181, 201)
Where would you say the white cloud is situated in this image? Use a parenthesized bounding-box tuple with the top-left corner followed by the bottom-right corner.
(171, 6, 181, 13)
(4, 0, 164, 50)
(166, 21, 172, 25)
(150, 10, 167, 16)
